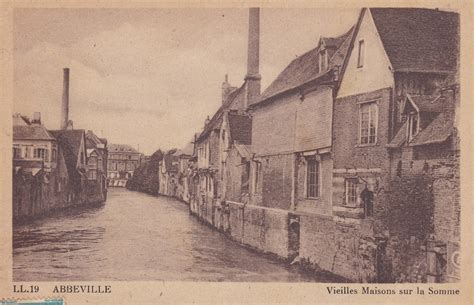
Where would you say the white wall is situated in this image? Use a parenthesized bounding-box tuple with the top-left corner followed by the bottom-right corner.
(295, 86, 333, 152)
(337, 9, 394, 98)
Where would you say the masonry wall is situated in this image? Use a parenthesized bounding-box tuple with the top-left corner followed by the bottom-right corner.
(227, 201, 290, 259)
(333, 87, 393, 169)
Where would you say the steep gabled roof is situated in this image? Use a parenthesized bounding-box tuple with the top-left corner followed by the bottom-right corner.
(256, 26, 354, 105)
(13, 125, 56, 141)
(86, 130, 107, 149)
(228, 112, 252, 145)
(49, 129, 86, 180)
(196, 84, 245, 143)
(370, 8, 459, 73)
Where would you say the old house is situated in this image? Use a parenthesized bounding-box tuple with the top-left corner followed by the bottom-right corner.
(12, 112, 69, 219)
(49, 129, 89, 205)
(107, 144, 141, 187)
(86, 130, 108, 201)
(245, 26, 353, 260)
(330, 8, 459, 282)
(158, 149, 179, 197)
(175, 142, 194, 203)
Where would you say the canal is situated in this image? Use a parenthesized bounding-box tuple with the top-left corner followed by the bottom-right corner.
(13, 188, 334, 282)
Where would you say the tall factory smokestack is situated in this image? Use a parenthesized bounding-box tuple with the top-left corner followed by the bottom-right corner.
(61, 68, 70, 130)
(245, 7, 261, 108)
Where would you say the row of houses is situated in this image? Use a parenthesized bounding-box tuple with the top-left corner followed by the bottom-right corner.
(154, 7, 460, 283)
(12, 68, 109, 221)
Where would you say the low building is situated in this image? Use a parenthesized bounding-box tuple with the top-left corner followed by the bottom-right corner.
(158, 149, 179, 197)
(175, 142, 194, 203)
(107, 144, 141, 187)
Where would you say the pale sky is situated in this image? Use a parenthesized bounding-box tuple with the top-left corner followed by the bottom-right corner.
(13, 8, 359, 155)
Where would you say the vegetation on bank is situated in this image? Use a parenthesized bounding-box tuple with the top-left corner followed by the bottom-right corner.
(126, 149, 163, 195)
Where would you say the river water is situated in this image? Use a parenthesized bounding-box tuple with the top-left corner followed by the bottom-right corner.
(13, 188, 336, 282)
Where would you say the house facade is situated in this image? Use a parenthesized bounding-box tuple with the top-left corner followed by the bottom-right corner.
(12, 113, 69, 219)
(331, 8, 459, 282)
(245, 27, 353, 260)
(107, 144, 141, 187)
(86, 130, 108, 201)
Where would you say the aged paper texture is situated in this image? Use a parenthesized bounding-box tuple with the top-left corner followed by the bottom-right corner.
(1, 0, 473, 304)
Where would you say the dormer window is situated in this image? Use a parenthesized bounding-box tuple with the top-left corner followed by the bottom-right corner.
(357, 40, 365, 68)
(407, 112, 420, 141)
(319, 49, 328, 72)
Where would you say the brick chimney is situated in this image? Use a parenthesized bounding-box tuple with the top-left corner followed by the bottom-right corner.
(61, 68, 70, 130)
(245, 7, 261, 108)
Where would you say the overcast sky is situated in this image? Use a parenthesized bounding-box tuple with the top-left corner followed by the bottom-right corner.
(13, 8, 359, 155)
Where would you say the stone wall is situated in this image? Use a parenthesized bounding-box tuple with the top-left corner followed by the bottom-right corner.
(299, 213, 336, 271)
(226, 202, 290, 259)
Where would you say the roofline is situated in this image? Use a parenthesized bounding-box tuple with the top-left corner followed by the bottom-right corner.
(335, 8, 367, 95)
(394, 69, 455, 74)
(249, 70, 335, 109)
(13, 137, 56, 141)
(196, 83, 245, 143)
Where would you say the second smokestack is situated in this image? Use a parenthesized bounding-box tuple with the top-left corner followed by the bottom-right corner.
(61, 68, 70, 130)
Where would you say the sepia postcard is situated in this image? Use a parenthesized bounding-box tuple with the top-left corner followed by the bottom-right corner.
(0, 0, 473, 304)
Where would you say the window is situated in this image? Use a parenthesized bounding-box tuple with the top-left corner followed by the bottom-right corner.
(357, 40, 365, 68)
(359, 102, 378, 145)
(52, 149, 57, 162)
(241, 160, 250, 194)
(344, 178, 359, 206)
(319, 49, 328, 72)
(89, 170, 97, 180)
(33, 148, 48, 161)
(407, 112, 419, 141)
(254, 161, 261, 193)
(306, 159, 319, 198)
(13, 147, 22, 159)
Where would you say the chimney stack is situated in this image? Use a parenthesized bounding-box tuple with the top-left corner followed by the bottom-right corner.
(31, 112, 41, 125)
(245, 7, 261, 108)
(61, 68, 70, 130)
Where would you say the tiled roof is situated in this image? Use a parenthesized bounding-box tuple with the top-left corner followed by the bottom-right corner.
(108, 143, 140, 154)
(257, 27, 354, 104)
(370, 8, 459, 73)
(196, 85, 245, 143)
(49, 129, 86, 180)
(410, 111, 453, 146)
(85, 130, 107, 149)
(228, 112, 252, 145)
(410, 95, 446, 113)
(13, 125, 56, 141)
